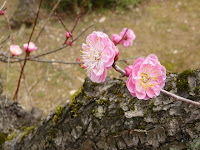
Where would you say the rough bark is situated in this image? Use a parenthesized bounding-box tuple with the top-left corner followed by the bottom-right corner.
(0, 75, 42, 149)
(10, 0, 37, 28)
(3, 69, 200, 150)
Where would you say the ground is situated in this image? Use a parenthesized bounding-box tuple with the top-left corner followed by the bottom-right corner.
(0, 0, 199, 116)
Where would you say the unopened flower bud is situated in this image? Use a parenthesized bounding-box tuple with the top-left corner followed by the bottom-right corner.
(125, 65, 133, 77)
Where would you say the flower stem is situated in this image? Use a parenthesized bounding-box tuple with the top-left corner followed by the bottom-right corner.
(160, 89, 200, 107)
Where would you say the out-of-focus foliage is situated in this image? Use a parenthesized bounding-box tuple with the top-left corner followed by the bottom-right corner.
(43, 0, 141, 13)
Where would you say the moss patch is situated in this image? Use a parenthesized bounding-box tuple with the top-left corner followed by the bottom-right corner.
(0, 132, 8, 146)
(20, 126, 35, 140)
(177, 69, 196, 92)
(194, 86, 200, 95)
(6, 132, 16, 141)
(53, 105, 64, 125)
(96, 99, 110, 105)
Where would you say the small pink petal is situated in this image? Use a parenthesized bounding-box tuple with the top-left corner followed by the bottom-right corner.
(9, 45, 22, 56)
(23, 42, 37, 53)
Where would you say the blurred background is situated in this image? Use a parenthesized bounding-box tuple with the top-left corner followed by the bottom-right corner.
(0, 0, 199, 116)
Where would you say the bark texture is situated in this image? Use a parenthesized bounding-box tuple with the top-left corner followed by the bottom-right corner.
(3, 70, 200, 150)
(10, 0, 37, 28)
(0, 76, 42, 149)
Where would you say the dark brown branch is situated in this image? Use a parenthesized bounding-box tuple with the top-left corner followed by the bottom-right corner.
(13, 0, 43, 100)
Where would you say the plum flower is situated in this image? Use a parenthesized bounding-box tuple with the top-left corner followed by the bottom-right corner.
(120, 28, 136, 48)
(126, 54, 166, 100)
(9, 45, 22, 56)
(23, 42, 37, 53)
(81, 31, 117, 83)
(112, 34, 121, 45)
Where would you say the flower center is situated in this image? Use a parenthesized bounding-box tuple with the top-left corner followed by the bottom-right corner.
(139, 72, 153, 90)
(141, 72, 149, 83)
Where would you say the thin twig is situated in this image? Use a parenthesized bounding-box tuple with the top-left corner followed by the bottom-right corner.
(71, 0, 87, 33)
(4, 14, 13, 43)
(112, 63, 127, 77)
(5, 53, 10, 103)
(0, 35, 10, 49)
(116, 28, 129, 45)
(32, 24, 94, 59)
(35, 0, 61, 42)
(13, 0, 43, 100)
(160, 89, 200, 107)
(54, 11, 69, 32)
(0, 1, 6, 11)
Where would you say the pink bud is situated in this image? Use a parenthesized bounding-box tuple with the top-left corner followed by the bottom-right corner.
(0, 11, 5, 15)
(76, 57, 80, 62)
(23, 42, 37, 53)
(76, 57, 86, 69)
(66, 40, 73, 46)
(125, 65, 133, 77)
(114, 47, 119, 61)
(9, 45, 22, 56)
(66, 31, 72, 39)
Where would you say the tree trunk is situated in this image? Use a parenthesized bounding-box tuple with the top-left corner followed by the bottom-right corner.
(3, 70, 200, 150)
(10, 0, 37, 28)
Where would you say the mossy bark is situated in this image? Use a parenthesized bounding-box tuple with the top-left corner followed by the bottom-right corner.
(3, 70, 200, 150)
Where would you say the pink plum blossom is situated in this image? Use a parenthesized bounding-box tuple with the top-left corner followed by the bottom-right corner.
(81, 31, 117, 83)
(9, 45, 22, 56)
(125, 65, 133, 76)
(112, 34, 121, 45)
(66, 31, 72, 39)
(120, 28, 136, 48)
(23, 42, 37, 53)
(126, 54, 166, 100)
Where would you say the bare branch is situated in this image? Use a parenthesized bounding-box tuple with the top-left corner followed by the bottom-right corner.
(160, 89, 200, 107)
(35, 0, 61, 42)
(13, 0, 43, 100)
(0, 1, 6, 11)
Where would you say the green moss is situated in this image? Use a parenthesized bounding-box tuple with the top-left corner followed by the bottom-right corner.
(0, 132, 8, 146)
(47, 129, 57, 139)
(177, 69, 196, 92)
(194, 86, 200, 95)
(70, 88, 82, 105)
(131, 105, 135, 111)
(6, 132, 16, 141)
(188, 137, 200, 150)
(20, 126, 35, 140)
(70, 101, 83, 118)
(108, 130, 120, 136)
(69, 87, 84, 117)
(53, 105, 64, 125)
(96, 99, 110, 105)
(167, 81, 173, 91)
(116, 107, 123, 118)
